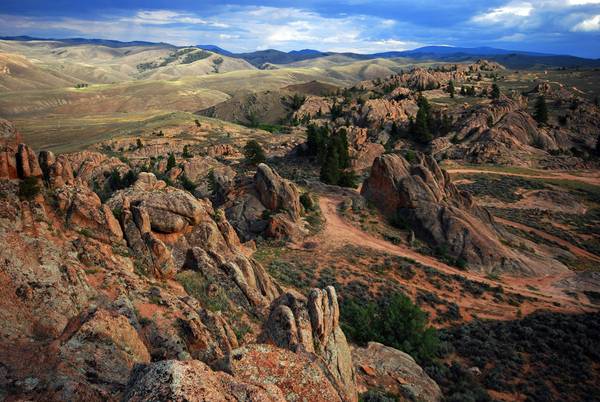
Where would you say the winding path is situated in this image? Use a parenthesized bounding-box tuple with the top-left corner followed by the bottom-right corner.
(316, 194, 588, 311)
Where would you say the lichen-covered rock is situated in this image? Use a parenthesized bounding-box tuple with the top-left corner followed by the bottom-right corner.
(59, 309, 151, 387)
(227, 344, 342, 402)
(124, 359, 284, 402)
(352, 342, 441, 402)
(262, 286, 357, 402)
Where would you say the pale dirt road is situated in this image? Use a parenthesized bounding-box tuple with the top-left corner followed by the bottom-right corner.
(496, 217, 600, 262)
(445, 168, 600, 187)
(315, 194, 590, 312)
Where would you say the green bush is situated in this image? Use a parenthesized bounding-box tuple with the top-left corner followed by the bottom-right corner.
(18, 177, 41, 200)
(300, 192, 315, 211)
(243, 140, 266, 165)
(341, 292, 439, 364)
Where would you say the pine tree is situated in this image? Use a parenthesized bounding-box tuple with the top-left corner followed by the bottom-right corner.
(320, 146, 340, 185)
(414, 95, 433, 143)
(335, 128, 350, 169)
(534, 96, 548, 124)
(166, 153, 177, 171)
(448, 80, 455, 98)
(415, 108, 432, 143)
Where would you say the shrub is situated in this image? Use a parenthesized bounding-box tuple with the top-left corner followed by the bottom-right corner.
(300, 192, 315, 211)
(243, 140, 266, 165)
(179, 174, 196, 193)
(341, 292, 439, 364)
(18, 177, 41, 200)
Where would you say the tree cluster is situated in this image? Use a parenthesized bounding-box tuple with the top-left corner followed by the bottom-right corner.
(306, 124, 357, 187)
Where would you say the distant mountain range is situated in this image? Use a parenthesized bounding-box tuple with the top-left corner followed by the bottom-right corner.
(0, 35, 174, 48)
(196, 45, 600, 69)
(2, 36, 599, 69)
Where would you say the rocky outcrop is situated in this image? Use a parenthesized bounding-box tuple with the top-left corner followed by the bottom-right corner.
(16, 143, 43, 178)
(227, 344, 343, 402)
(109, 173, 280, 314)
(295, 95, 333, 119)
(39, 150, 75, 187)
(361, 153, 528, 273)
(352, 342, 441, 402)
(65, 150, 128, 188)
(53, 185, 124, 244)
(226, 164, 305, 242)
(360, 99, 416, 124)
(0, 118, 21, 179)
(206, 144, 240, 158)
(124, 359, 284, 402)
(255, 163, 302, 219)
(59, 309, 151, 388)
(261, 286, 357, 402)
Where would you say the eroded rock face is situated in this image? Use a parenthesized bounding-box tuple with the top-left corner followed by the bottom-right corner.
(17, 143, 43, 179)
(261, 286, 357, 402)
(255, 163, 302, 220)
(295, 95, 333, 119)
(0, 118, 21, 179)
(110, 173, 280, 314)
(361, 153, 528, 273)
(225, 164, 305, 242)
(124, 359, 284, 402)
(352, 342, 441, 402)
(59, 309, 151, 387)
(54, 185, 124, 244)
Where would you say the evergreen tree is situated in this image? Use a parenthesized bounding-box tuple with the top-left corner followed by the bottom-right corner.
(534, 95, 549, 124)
(448, 80, 455, 98)
(243, 140, 266, 165)
(306, 124, 329, 162)
(334, 128, 350, 169)
(491, 84, 501, 99)
(166, 153, 177, 171)
(414, 95, 432, 143)
(320, 146, 340, 185)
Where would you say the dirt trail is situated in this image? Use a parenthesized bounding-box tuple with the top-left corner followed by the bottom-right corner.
(316, 195, 586, 310)
(446, 168, 600, 186)
(496, 217, 600, 262)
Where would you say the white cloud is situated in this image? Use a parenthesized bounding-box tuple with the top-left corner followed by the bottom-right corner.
(0, 7, 422, 52)
(497, 32, 527, 41)
(472, 2, 533, 25)
(572, 14, 600, 30)
(567, 0, 600, 5)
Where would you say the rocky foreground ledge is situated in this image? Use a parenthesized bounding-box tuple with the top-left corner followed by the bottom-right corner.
(0, 118, 440, 401)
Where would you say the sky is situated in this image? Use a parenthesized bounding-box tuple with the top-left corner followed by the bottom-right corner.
(0, 1, 599, 58)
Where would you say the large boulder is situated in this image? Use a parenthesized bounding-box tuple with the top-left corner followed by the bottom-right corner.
(361, 153, 528, 273)
(254, 163, 302, 220)
(124, 359, 284, 402)
(54, 185, 124, 244)
(261, 286, 357, 402)
(352, 342, 441, 402)
(226, 164, 305, 242)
